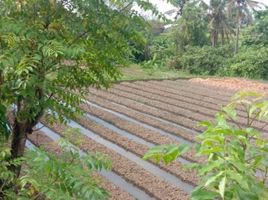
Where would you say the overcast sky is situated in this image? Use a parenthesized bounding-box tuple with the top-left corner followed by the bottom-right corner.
(150, 0, 268, 13)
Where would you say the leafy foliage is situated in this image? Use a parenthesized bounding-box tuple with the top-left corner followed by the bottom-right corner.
(0, 103, 10, 140)
(226, 46, 268, 79)
(0, 137, 111, 200)
(0, 0, 148, 125)
(0, 0, 163, 177)
(173, 45, 233, 75)
(243, 8, 268, 46)
(21, 139, 111, 200)
(0, 141, 24, 198)
(170, 2, 209, 52)
(135, 1, 268, 80)
(144, 91, 268, 200)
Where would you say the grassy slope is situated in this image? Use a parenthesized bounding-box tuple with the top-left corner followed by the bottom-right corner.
(119, 64, 195, 81)
(118, 64, 268, 84)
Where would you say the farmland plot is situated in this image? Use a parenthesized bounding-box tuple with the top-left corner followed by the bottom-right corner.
(27, 79, 265, 200)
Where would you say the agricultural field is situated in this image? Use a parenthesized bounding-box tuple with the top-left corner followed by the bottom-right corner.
(1, 1, 268, 199)
(25, 78, 267, 200)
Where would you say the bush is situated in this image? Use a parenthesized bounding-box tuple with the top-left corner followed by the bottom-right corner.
(226, 46, 268, 79)
(172, 45, 233, 75)
(0, 139, 111, 199)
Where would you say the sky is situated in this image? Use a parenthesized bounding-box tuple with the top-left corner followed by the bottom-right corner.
(150, 0, 268, 14)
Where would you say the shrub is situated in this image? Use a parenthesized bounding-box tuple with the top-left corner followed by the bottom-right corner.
(173, 45, 233, 75)
(144, 92, 268, 200)
(227, 46, 268, 79)
(0, 139, 111, 199)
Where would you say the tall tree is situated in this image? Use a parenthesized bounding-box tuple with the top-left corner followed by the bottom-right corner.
(0, 0, 159, 177)
(226, 0, 261, 53)
(243, 8, 268, 46)
(206, 0, 234, 46)
(171, 1, 209, 52)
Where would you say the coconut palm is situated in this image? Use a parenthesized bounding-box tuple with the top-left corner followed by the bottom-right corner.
(166, 0, 234, 47)
(206, 0, 235, 46)
(226, 0, 261, 53)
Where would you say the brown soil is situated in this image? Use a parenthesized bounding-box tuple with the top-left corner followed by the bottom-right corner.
(135, 81, 226, 107)
(85, 94, 197, 142)
(189, 78, 268, 94)
(172, 79, 235, 97)
(151, 80, 232, 102)
(87, 89, 200, 132)
(80, 103, 201, 163)
(75, 115, 199, 185)
(43, 122, 190, 200)
(110, 83, 268, 133)
(120, 82, 222, 111)
(105, 86, 214, 122)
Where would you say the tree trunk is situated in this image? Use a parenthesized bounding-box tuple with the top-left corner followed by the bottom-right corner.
(211, 30, 218, 47)
(10, 118, 27, 177)
(235, 6, 240, 54)
(10, 88, 45, 177)
(221, 30, 225, 45)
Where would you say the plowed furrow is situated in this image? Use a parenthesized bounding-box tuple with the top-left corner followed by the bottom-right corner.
(109, 85, 218, 119)
(120, 82, 250, 119)
(80, 103, 203, 164)
(120, 82, 222, 111)
(86, 91, 201, 132)
(109, 84, 268, 132)
(74, 116, 200, 185)
(174, 80, 240, 96)
(167, 80, 234, 99)
(146, 80, 256, 118)
(137, 81, 228, 104)
(85, 95, 197, 141)
(41, 121, 190, 200)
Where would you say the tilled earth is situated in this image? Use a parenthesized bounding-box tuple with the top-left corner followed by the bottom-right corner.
(28, 78, 268, 200)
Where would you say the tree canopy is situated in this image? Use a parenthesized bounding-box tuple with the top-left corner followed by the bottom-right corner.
(0, 0, 162, 180)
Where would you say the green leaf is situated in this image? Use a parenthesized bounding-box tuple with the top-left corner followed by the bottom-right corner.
(234, 184, 259, 200)
(191, 186, 218, 200)
(198, 160, 224, 175)
(204, 171, 224, 187)
(219, 176, 226, 199)
(223, 105, 236, 119)
(143, 144, 189, 164)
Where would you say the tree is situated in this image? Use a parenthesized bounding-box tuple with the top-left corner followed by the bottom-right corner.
(171, 2, 209, 52)
(206, 0, 234, 46)
(226, 0, 261, 53)
(0, 0, 160, 177)
(242, 8, 268, 46)
(164, 0, 189, 19)
(0, 132, 112, 199)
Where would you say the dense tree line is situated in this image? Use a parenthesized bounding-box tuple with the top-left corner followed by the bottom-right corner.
(138, 0, 268, 79)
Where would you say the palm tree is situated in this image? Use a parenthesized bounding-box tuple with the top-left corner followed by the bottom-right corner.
(166, 0, 234, 47)
(226, 0, 261, 53)
(206, 0, 234, 47)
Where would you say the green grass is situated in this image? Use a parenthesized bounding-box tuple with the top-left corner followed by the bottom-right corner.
(119, 64, 195, 81)
(118, 64, 268, 85)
